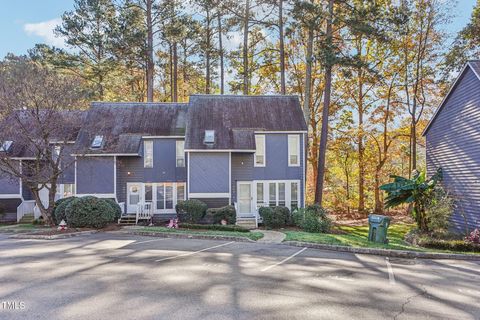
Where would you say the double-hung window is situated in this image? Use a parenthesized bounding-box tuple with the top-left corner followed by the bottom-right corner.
(144, 140, 153, 168)
(254, 135, 265, 167)
(288, 135, 300, 166)
(176, 141, 185, 167)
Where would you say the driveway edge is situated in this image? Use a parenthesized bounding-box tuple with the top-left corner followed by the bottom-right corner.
(10, 230, 99, 240)
(127, 231, 257, 243)
(283, 241, 480, 260)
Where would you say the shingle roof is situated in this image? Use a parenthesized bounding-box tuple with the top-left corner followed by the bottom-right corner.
(185, 95, 306, 150)
(423, 61, 480, 136)
(0, 109, 85, 158)
(75, 102, 188, 154)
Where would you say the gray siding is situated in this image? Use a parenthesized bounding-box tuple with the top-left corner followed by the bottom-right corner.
(116, 138, 186, 204)
(426, 67, 480, 232)
(189, 152, 230, 193)
(76, 157, 115, 194)
(0, 162, 20, 195)
(231, 133, 305, 207)
(0, 199, 22, 215)
(190, 198, 229, 208)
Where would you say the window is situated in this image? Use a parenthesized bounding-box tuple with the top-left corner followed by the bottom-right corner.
(0, 140, 13, 152)
(165, 183, 173, 209)
(63, 184, 75, 198)
(177, 183, 185, 202)
(145, 184, 153, 203)
(278, 183, 286, 206)
(291, 182, 298, 210)
(176, 141, 185, 167)
(256, 183, 264, 208)
(254, 135, 265, 167)
(91, 135, 104, 149)
(269, 183, 276, 207)
(288, 135, 300, 166)
(129, 185, 140, 205)
(204, 130, 215, 144)
(156, 183, 165, 210)
(144, 140, 153, 168)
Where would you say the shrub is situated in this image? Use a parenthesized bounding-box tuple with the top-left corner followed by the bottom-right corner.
(0, 203, 5, 217)
(418, 237, 480, 253)
(293, 204, 331, 233)
(259, 206, 290, 229)
(65, 196, 116, 228)
(175, 199, 207, 223)
(53, 196, 76, 224)
(425, 186, 454, 235)
(465, 229, 480, 244)
(212, 205, 236, 225)
(179, 223, 249, 232)
(103, 198, 122, 220)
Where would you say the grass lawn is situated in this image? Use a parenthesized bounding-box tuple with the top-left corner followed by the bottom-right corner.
(284, 223, 479, 254)
(139, 226, 264, 241)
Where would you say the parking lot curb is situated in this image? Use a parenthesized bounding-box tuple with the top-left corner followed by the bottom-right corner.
(283, 241, 480, 261)
(128, 231, 257, 243)
(10, 230, 99, 240)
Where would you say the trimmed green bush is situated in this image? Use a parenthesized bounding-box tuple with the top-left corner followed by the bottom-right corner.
(175, 199, 208, 223)
(418, 238, 480, 252)
(53, 196, 76, 224)
(103, 198, 122, 220)
(212, 205, 236, 225)
(179, 223, 249, 232)
(293, 204, 331, 233)
(259, 206, 290, 229)
(0, 203, 5, 216)
(65, 196, 116, 228)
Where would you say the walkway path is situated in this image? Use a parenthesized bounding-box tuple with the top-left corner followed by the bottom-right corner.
(256, 230, 286, 243)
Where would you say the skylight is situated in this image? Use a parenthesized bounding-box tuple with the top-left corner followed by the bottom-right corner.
(204, 130, 215, 144)
(91, 135, 104, 149)
(0, 141, 13, 152)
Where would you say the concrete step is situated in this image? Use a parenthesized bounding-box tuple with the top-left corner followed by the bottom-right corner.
(236, 218, 257, 229)
(19, 214, 35, 224)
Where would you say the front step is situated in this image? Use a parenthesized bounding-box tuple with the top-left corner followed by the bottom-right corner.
(19, 213, 34, 224)
(236, 218, 257, 229)
(118, 215, 137, 225)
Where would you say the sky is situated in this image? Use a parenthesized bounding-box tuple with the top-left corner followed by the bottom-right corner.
(0, 0, 477, 58)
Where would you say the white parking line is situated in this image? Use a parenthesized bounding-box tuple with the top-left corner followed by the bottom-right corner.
(261, 247, 307, 272)
(155, 241, 235, 262)
(133, 238, 167, 245)
(385, 257, 396, 285)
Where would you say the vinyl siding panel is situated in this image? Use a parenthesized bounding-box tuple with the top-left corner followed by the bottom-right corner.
(189, 198, 229, 208)
(0, 162, 20, 195)
(426, 67, 480, 231)
(116, 139, 187, 204)
(231, 133, 305, 207)
(0, 199, 22, 215)
(189, 152, 230, 193)
(76, 157, 115, 194)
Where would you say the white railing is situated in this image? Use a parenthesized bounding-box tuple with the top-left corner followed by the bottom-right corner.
(34, 205, 42, 220)
(136, 202, 153, 224)
(118, 202, 125, 215)
(16, 200, 36, 222)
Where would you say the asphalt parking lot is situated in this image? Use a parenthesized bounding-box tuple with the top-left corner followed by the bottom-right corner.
(0, 232, 479, 320)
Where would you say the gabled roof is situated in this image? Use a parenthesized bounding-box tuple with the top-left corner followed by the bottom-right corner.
(185, 95, 307, 150)
(422, 61, 480, 136)
(75, 102, 188, 155)
(0, 109, 85, 158)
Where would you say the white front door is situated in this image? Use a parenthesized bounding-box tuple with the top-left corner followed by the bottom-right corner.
(127, 183, 142, 213)
(237, 182, 253, 217)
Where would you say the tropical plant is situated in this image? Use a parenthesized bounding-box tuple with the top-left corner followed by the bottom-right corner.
(380, 168, 443, 231)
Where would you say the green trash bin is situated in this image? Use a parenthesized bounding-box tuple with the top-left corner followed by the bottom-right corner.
(368, 214, 391, 244)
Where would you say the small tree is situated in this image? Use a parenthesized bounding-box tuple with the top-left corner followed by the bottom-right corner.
(0, 55, 88, 226)
(379, 168, 442, 231)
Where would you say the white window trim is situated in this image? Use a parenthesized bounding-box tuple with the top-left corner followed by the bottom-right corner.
(288, 134, 300, 167)
(144, 140, 153, 168)
(127, 182, 186, 214)
(252, 180, 301, 211)
(254, 135, 266, 167)
(176, 140, 185, 167)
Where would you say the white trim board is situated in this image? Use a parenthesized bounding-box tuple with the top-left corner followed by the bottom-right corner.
(185, 149, 256, 153)
(0, 194, 22, 199)
(75, 193, 116, 198)
(142, 136, 185, 139)
(71, 153, 139, 157)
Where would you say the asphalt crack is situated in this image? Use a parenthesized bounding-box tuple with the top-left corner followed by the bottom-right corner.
(393, 285, 428, 320)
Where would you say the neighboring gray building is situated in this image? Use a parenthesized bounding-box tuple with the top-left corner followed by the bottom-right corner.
(423, 61, 480, 232)
(1, 95, 307, 225)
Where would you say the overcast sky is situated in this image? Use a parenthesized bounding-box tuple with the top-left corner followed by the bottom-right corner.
(0, 0, 476, 59)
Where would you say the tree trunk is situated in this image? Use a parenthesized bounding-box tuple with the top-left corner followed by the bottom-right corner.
(374, 168, 382, 213)
(146, 0, 154, 102)
(278, 0, 286, 94)
(411, 119, 417, 171)
(205, 8, 211, 94)
(243, 0, 250, 95)
(169, 44, 173, 102)
(303, 27, 313, 124)
(358, 67, 365, 214)
(217, 12, 224, 94)
(173, 42, 178, 102)
(315, 0, 333, 205)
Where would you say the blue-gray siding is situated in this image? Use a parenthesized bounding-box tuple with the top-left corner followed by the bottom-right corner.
(426, 67, 480, 232)
(116, 139, 186, 204)
(231, 133, 305, 206)
(189, 152, 230, 193)
(76, 157, 115, 194)
(0, 162, 20, 195)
